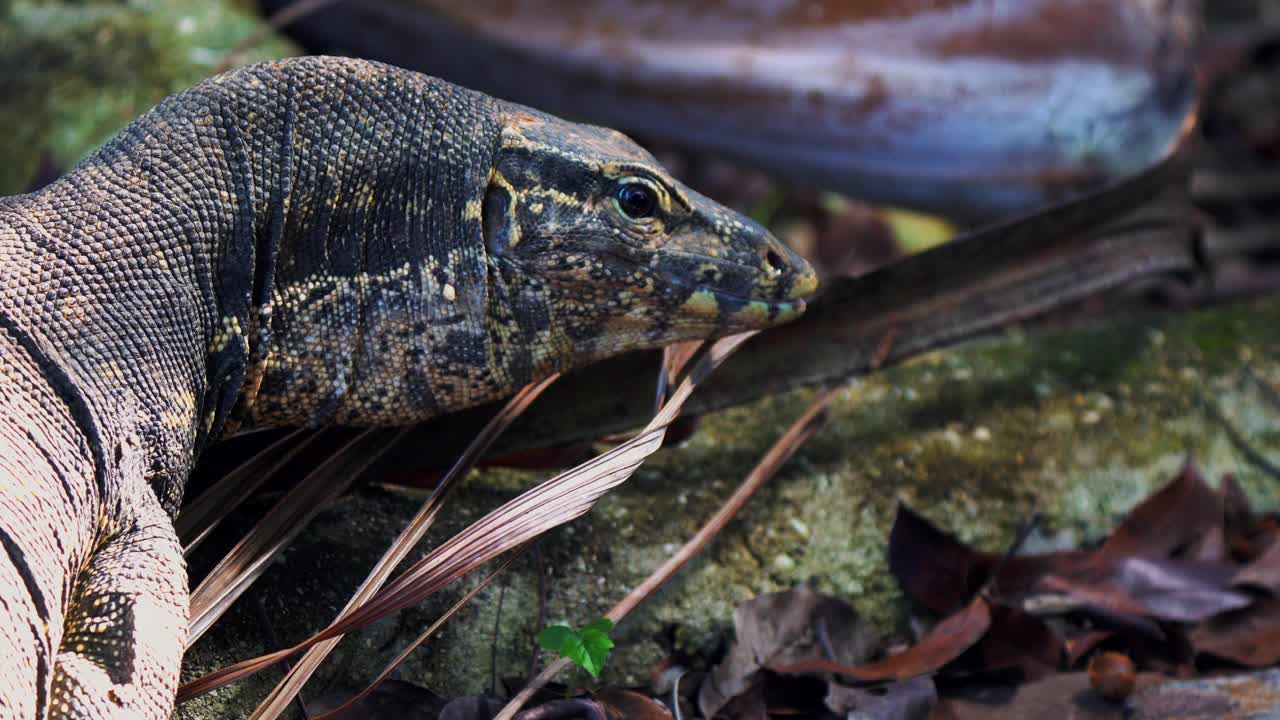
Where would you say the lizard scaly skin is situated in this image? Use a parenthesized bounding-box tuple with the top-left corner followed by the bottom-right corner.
(0, 56, 815, 718)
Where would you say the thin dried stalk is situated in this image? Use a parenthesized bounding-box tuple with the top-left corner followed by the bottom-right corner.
(496, 384, 838, 719)
(186, 427, 409, 646)
(246, 376, 558, 719)
(177, 428, 310, 553)
(312, 547, 529, 720)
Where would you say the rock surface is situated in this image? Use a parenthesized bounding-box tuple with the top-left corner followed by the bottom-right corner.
(179, 299, 1280, 718)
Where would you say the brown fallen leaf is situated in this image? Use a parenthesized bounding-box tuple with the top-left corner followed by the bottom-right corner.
(1191, 596, 1280, 667)
(1219, 473, 1270, 560)
(959, 603, 1063, 680)
(1183, 523, 1229, 565)
(1231, 535, 1280, 594)
(769, 593, 993, 682)
(697, 584, 879, 717)
(891, 464, 1250, 630)
(1065, 631, 1116, 668)
(1034, 557, 1251, 623)
(887, 505, 1083, 616)
(592, 688, 673, 720)
(825, 675, 936, 720)
(1099, 462, 1222, 561)
(1030, 573, 1156, 619)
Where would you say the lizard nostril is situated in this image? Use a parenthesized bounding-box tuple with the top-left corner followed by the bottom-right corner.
(763, 247, 785, 275)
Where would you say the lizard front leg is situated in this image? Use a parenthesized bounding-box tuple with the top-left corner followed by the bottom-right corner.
(0, 327, 186, 720)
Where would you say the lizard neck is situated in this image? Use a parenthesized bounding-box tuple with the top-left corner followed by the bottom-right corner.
(0, 58, 508, 511)
(168, 59, 509, 433)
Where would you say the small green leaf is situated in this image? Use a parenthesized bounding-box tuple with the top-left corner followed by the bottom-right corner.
(559, 633, 592, 673)
(579, 625, 615, 678)
(536, 625, 575, 653)
(536, 619, 616, 678)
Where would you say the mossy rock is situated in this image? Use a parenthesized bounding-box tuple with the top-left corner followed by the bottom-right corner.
(0, 0, 296, 194)
(179, 299, 1280, 718)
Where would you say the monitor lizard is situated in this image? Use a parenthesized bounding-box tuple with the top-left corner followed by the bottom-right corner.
(0, 56, 816, 718)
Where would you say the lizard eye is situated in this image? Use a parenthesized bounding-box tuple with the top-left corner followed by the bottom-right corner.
(613, 179, 659, 220)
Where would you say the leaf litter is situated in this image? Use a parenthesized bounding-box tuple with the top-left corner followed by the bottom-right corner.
(575, 459, 1279, 720)
(378, 458, 1280, 720)
(181, 372, 1280, 719)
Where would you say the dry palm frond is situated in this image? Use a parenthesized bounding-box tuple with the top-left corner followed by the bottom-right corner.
(177, 428, 311, 554)
(312, 547, 530, 720)
(245, 375, 558, 719)
(177, 332, 752, 710)
(187, 427, 409, 646)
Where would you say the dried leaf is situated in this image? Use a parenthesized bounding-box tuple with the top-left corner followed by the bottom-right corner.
(186, 427, 408, 645)
(887, 505, 988, 614)
(181, 335, 753, 710)
(1191, 597, 1280, 667)
(1065, 631, 1115, 668)
(1100, 462, 1222, 561)
(593, 687, 673, 720)
(1231, 536, 1280, 594)
(962, 603, 1063, 680)
(1100, 557, 1250, 622)
(1029, 557, 1250, 624)
(887, 505, 1084, 614)
(1029, 573, 1160, 620)
(176, 428, 311, 552)
(1220, 473, 1260, 558)
(1183, 524, 1229, 565)
(698, 585, 878, 717)
(825, 675, 936, 720)
(892, 464, 1248, 637)
(769, 594, 993, 682)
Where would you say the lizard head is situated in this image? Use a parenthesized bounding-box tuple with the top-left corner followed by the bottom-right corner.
(481, 108, 818, 374)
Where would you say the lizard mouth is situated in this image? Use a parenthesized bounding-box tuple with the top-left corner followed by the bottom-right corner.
(679, 285, 809, 328)
(529, 239, 817, 327)
(677, 256, 818, 327)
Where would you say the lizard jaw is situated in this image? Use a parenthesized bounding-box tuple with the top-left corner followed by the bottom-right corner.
(677, 286, 809, 330)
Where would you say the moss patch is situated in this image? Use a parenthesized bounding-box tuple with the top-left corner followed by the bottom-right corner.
(0, 0, 296, 193)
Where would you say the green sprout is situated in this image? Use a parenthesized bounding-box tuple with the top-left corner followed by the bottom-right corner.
(536, 618, 615, 678)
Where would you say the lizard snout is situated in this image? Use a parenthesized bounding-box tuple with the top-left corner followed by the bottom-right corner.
(760, 236, 818, 301)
